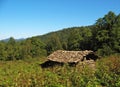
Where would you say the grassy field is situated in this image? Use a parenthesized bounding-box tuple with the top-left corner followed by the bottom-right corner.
(0, 55, 120, 87)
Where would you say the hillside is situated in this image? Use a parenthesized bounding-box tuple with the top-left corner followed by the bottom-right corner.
(0, 11, 120, 61)
(0, 55, 120, 86)
(0, 11, 120, 86)
(34, 11, 120, 56)
(37, 26, 93, 44)
(0, 0, 120, 86)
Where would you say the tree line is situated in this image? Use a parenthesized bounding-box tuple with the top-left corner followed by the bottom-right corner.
(40, 11, 120, 56)
(0, 11, 120, 60)
(0, 37, 46, 60)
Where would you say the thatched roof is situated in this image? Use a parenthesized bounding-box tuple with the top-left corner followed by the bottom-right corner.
(47, 50, 94, 63)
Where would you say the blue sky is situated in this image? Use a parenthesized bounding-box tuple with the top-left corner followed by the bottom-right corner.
(0, 0, 120, 40)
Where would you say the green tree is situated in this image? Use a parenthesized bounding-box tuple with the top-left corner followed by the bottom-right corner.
(79, 27, 92, 50)
(5, 37, 16, 60)
(46, 33, 62, 55)
(111, 14, 120, 52)
(67, 29, 82, 50)
(8, 37, 16, 45)
(0, 41, 6, 60)
(30, 37, 46, 57)
(93, 11, 118, 56)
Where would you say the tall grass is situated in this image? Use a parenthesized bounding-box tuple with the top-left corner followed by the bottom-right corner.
(0, 55, 120, 87)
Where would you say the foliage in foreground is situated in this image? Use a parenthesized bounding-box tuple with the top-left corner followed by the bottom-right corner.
(0, 55, 120, 87)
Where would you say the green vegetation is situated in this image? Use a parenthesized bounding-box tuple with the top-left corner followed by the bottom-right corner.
(0, 11, 120, 60)
(38, 11, 120, 56)
(0, 37, 47, 61)
(0, 11, 120, 86)
(0, 11, 120, 61)
(0, 55, 120, 87)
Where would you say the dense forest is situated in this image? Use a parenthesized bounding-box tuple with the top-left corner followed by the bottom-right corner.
(0, 11, 120, 61)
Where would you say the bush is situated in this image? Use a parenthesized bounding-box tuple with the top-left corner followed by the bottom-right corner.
(0, 55, 120, 86)
(95, 55, 120, 87)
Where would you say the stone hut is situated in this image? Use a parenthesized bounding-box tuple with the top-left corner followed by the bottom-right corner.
(41, 50, 98, 68)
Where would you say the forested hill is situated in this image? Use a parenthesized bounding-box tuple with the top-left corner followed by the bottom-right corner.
(0, 11, 120, 61)
(36, 26, 94, 53)
(38, 26, 93, 45)
(35, 11, 120, 55)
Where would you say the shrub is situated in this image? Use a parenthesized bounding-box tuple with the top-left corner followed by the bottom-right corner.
(95, 55, 120, 87)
